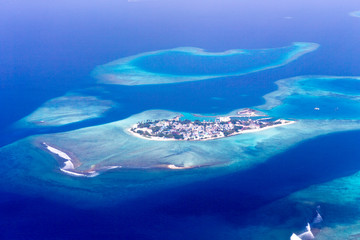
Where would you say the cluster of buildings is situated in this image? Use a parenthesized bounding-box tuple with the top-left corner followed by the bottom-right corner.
(130, 112, 288, 141)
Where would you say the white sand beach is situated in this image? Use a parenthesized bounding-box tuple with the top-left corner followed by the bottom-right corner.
(128, 120, 296, 142)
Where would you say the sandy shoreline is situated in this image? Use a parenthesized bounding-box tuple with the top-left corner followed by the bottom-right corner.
(41, 142, 101, 177)
(39, 120, 295, 176)
(127, 121, 296, 142)
(127, 124, 178, 141)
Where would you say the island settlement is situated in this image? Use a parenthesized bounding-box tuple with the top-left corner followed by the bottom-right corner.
(129, 109, 294, 141)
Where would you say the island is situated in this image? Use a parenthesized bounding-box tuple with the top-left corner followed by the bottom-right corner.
(129, 108, 294, 141)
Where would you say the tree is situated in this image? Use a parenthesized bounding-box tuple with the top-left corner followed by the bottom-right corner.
(173, 133, 184, 140)
(152, 126, 161, 132)
(234, 126, 243, 131)
(165, 134, 173, 138)
(224, 129, 235, 136)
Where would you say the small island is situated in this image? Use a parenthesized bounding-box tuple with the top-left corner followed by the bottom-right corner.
(129, 108, 294, 141)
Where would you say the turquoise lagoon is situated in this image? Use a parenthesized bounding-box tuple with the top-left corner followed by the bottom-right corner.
(92, 42, 318, 85)
(2, 72, 360, 208)
(2, 110, 360, 207)
(258, 76, 360, 120)
(3, 0, 360, 238)
(3, 43, 360, 239)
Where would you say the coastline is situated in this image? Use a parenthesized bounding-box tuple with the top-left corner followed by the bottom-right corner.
(155, 164, 202, 170)
(40, 142, 100, 177)
(127, 120, 296, 142)
(127, 124, 177, 141)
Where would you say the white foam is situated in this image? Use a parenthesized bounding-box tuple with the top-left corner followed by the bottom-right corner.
(87, 171, 100, 177)
(290, 233, 302, 240)
(43, 142, 71, 160)
(60, 169, 87, 177)
(291, 223, 315, 240)
(298, 223, 315, 239)
(43, 142, 75, 171)
(60, 169, 99, 178)
(102, 166, 122, 170)
(63, 160, 74, 170)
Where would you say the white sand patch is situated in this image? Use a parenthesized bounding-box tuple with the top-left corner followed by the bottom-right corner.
(43, 142, 72, 161)
(60, 169, 86, 177)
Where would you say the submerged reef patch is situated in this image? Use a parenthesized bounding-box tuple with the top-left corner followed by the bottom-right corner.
(91, 42, 318, 85)
(5, 75, 360, 180)
(1, 112, 360, 206)
(16, 94, 114, 127)
(31, 110, 360, 176)
(285, 167, 360, 239)
(258, 76, 360, 120)
(9, 75, 360, 179)
(1, 75, 360, 204)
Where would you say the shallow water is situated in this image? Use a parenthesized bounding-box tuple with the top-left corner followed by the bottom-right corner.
(1, 129, 359, 240)
(259, 76, 360, 120)
(92, 43, 318, 85)
(2, 0, 360, 239)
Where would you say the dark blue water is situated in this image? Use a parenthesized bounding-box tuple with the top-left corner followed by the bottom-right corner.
(1, 130, 359, 240)
(1, 0, 360, 239)
(1, 0, 360, 130)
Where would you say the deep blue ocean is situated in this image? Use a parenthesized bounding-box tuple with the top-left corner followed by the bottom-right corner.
(1, 0, 360, 239)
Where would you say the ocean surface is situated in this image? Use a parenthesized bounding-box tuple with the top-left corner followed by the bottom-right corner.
(1, 0, 360, 239)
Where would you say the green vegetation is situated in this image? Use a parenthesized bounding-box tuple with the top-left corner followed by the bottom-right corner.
(130, 113, 290, 141)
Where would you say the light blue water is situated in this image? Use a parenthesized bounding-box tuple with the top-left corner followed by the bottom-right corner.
(267, 77, 360, 119)
(299, 77, 360, 95)
(180, 112, 216, 121)
(131, 45, 306, 75)
(92, 43, 318, 85)
(272, 95, 360, 119)
(1, 0, 360, 239)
